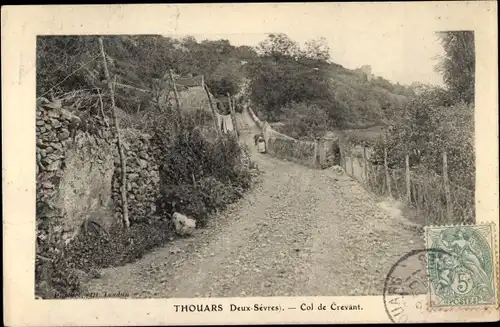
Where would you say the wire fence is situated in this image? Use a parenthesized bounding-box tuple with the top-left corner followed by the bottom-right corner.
(339, 142, 475, 226)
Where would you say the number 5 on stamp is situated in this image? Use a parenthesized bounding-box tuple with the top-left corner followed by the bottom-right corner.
(425, 223, 499, 310)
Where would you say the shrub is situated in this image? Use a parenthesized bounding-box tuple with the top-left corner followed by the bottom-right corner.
(276, 102, 331, 140)
(35, 219, 175, 299)
(154, 129, 253, 227)
(35, 253, 82, 299)
(372, 86, 474, 189)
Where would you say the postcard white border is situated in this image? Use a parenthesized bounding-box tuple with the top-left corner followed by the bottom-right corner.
(2, 2, 499, 325)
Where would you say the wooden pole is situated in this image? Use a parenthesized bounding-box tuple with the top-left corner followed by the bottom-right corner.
(227, 93, 239, 139)
(342, 145, 346, 173)
(384, 147, 392, 197)
(314, 138, 320, 168)
(363, 145, 368, 184)
(342, 149, 346, 171)
(96, 88, 109, 128)
(413, 184, 420, 214)
(368, 161, 375, 190)
(392, 170, 400, 199)
(98, 37, 129, 229)
(339, 142, 344, 170)
(405, 154, 411, 204)
(350, 147, 354, 177)
(443, 151, 452, 221)
(319, 140, 326, 168)
(169, 69, 182, 131)
(203, 83, 221, 136)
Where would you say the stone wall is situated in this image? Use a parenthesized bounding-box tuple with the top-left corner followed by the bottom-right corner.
(262, 122, 318, 168)
(246, 105, 338, 169)
(112, 129, 161, 224)
(36, 99, 116, 247)
(246, 105, 263, 129)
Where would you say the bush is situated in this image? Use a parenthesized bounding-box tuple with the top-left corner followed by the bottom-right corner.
(155, 129, 252, 225)
(275, 102, 332, 140)
(35, 219, 175, 299)
(372, 86, 474, 189)
(35, 254, 82, 299)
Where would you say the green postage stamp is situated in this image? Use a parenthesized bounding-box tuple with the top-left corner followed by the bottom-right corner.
(425, 223, 499, 310)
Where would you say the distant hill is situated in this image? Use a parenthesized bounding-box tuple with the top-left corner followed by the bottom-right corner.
(324, 62, 413, 128)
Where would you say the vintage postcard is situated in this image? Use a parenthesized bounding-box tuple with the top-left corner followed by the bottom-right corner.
(2, 2, 499, 325)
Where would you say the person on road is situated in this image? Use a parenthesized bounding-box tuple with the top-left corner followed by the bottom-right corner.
(257, 135, 266, 153)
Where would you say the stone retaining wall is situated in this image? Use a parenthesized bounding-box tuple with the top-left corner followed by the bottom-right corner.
(36, 99, 116, 247)
(112, 129, 161, 224)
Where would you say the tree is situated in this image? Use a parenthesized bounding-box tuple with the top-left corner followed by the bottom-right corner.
(232, 45, 258, 61)
(303, 37, 330, 62)
(247, 54, 333, 121)
(435, 31, 475, 104)
(206, 59, 243, 96)
(280, 102, 330, 139)
(256, 33, 301, 60)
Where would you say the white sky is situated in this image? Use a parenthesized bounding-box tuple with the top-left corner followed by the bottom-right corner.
(157, 3, 457, 86)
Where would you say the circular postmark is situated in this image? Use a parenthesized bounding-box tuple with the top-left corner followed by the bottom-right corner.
(383, 248, 451, 323)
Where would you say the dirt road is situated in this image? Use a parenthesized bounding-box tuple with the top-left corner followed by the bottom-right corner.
(85, 109, 424, 297)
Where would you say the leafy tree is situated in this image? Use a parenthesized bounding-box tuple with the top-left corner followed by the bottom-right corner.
(373, 85, 474, 188)
(435, 31, 475, 104)
(231, 45, 258, 61)
(206, 59, 243, 96)
(279, 102, 331, 139)
(256, 33, 301, 60)
(303, 37, 330, 62)
(248, 55, 333, 121)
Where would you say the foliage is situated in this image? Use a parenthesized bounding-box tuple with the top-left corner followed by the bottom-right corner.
(345, 31, 475, 191)
(276, 102, 331, 140)
(372, 86, 474, 189)
(36, 35, 258, 114)
(37, 34, 411, 132)
(247, 33, 412, 134)
(247, 55, 334, 121)
(302, 37, 331, 62)
(256, 33, 302, 60)
(435, 31, 475, 104)
(205, 59, 243, 96)
(152, 123, 253, 227)
(35, 250, 82, 299)
(35, 219, 175, 299)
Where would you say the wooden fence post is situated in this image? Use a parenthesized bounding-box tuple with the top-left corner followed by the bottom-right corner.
(350, 147, 354, 177)
(227, 93, 239, 139)
(317, 139, 326, 168)
(369, 162, 375, 190)
(339, 142, 344, 170)
(314, 138, 320, 168)
(340, 148, 344, 170)
(392, 170, 400, 199)
(363, 145, 368, 184)
(169, 69, 182, 131)
(98, 37, 129, 229)
(443, 151, 452, 221)
(203, 83, 220, 136)
(413, 184, 420, 213)
(405, 154, 411, 204)
(384, 147, 392, 197)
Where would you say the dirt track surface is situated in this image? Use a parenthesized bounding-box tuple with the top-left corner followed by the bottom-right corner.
(85, 109, 424, 298)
